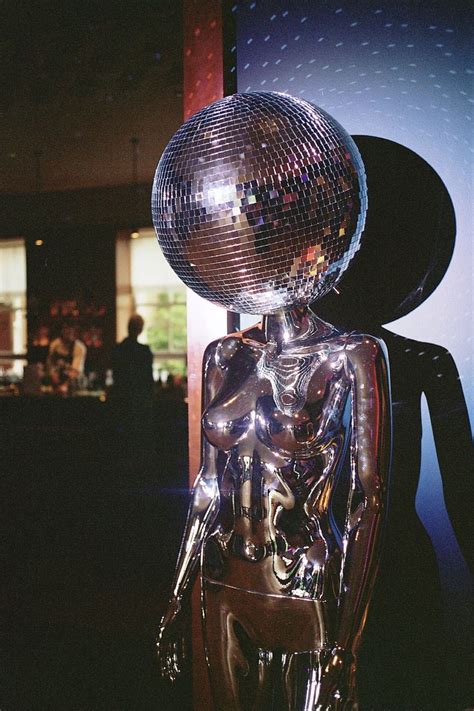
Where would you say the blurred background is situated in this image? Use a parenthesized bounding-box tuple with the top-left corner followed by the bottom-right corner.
(1, 2, 192, 709)
(0, 1, 186, 383)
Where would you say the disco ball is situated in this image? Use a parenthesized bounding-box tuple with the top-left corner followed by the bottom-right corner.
(152, 92, 367, 315)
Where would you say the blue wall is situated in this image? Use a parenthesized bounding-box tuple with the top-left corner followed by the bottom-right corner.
(234, 0, 472, 636)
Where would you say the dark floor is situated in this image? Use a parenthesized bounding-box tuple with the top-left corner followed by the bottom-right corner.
(1, 396, 193, 710)
(2, 396, 473, 710)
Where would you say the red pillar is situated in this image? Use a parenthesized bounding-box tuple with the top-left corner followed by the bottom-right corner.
(183, 2, 229, 708)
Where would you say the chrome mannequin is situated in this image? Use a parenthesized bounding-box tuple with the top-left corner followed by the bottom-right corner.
(151, 93, 391, 709)
(157, 307, 390, 709)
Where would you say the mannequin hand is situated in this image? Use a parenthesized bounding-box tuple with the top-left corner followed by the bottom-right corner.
(156, 597, 189, 682)
(316, 647, 357, 710)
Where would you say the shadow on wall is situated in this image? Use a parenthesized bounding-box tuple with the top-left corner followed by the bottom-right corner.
(315, 136, 473, 710)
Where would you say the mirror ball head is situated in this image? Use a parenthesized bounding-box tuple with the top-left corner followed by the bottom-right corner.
(152, 92, 367, 315)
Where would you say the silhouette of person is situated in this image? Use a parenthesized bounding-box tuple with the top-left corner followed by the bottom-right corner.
(163, 373, 185, 401)
(315, 136, 473, 710)
(112, 314, 154, 452)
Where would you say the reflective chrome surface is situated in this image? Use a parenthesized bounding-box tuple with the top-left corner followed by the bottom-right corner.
(154, 93, 389, 709)
(152, 92, 367, 315)
(157, 308, 390, 709)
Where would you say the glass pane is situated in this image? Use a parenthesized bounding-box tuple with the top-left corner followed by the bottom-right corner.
(146, 308, 169, 351)
(0, 238, 26, 294)
(169, 303, 187, 352)
(131, 231, 181, 289)
(153, 356, 187, 379)
(122, 230, 188, 372)
(0, 238, 27, 355)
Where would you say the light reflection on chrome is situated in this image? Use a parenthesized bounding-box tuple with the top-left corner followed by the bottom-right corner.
(157, 306, 391, 709)
(153, 91, 389, 710)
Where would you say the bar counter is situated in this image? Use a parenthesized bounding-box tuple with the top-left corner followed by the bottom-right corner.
(1, 388, 191, 709)
(0, 389, 188, 455)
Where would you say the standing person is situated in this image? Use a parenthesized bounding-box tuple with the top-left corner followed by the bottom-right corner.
(112, 314, 154, 452)
(47, 322, 87, 394)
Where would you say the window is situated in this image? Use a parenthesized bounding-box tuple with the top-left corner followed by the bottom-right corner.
(116, 229, 187, 379)
(0, 238, 27, 377)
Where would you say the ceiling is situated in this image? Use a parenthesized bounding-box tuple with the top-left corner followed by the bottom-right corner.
(0, 0, 183, 193)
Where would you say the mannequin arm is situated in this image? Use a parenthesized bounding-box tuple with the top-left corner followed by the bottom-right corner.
(336, 336, 391, 654)
(169, 453, 220, 605)
(156, 340, 223, 680)
(318, 336, 391, 704)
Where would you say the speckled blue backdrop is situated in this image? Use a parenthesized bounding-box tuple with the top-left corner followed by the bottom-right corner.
(233, 0, 473, 661)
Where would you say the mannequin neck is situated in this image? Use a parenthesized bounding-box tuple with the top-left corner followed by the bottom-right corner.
(262, 307, 333, 348)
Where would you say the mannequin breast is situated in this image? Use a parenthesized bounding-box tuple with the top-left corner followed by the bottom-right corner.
(203, 348, 351, 460)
